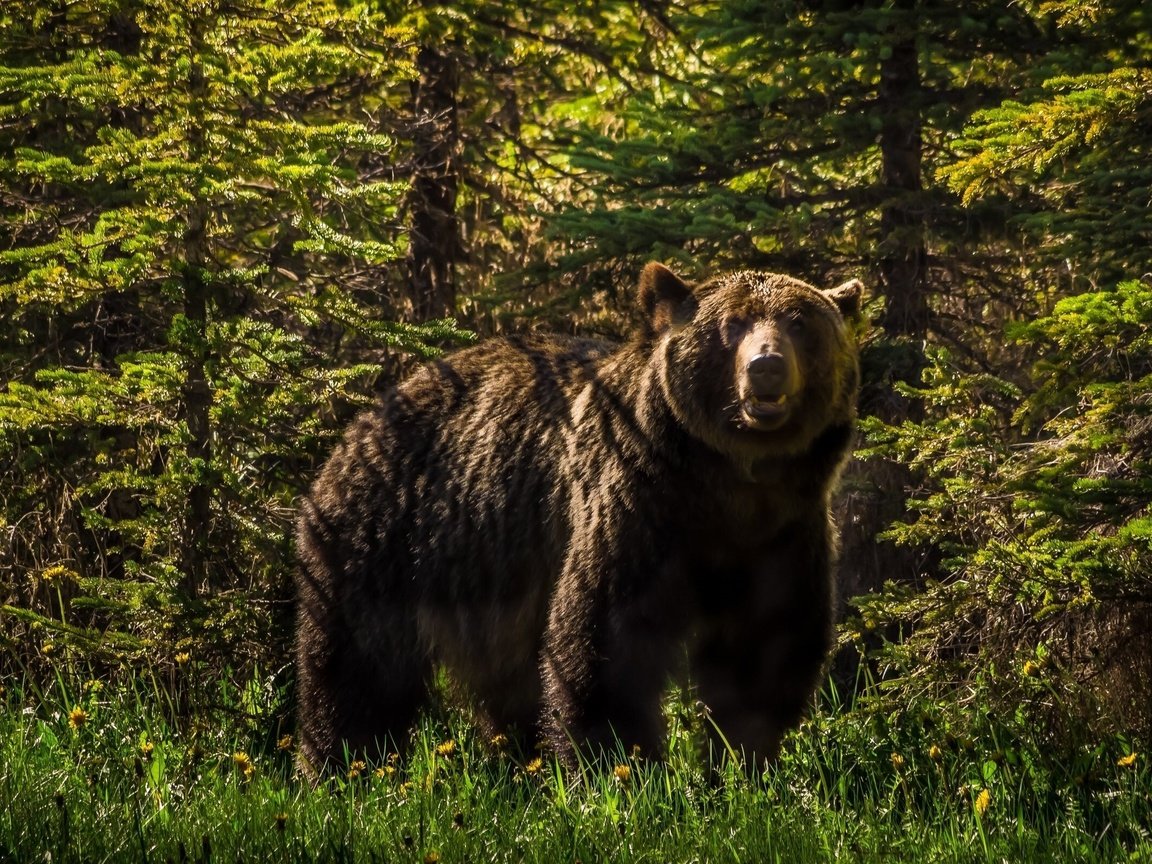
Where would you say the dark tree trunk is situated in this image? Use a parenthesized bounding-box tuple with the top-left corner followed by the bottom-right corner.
(406, 44, 460, 322)
(180, 20, 212, 597)
(876, 0, 928, 346)
(832, 0, 935, 657)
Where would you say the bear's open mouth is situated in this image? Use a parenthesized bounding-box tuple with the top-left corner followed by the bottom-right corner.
(741, 393, 789, 425)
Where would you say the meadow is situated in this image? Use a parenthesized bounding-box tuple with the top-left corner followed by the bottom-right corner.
(3, 1, 1152, 861)
(2, 669, 1147, 863)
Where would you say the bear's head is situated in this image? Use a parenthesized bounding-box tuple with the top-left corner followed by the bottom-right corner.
(639, 262, 862, 460)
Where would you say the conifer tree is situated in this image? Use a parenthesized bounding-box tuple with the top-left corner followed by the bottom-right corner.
(545, 0, 1046, 347)
(940, 0, 1152, 288)
(0, 0, 467, 677)
(375, 0, 666, 331)
(856, 0, 1152, 738)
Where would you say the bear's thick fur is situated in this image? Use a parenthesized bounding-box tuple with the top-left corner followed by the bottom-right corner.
(295, 262, 862, 773)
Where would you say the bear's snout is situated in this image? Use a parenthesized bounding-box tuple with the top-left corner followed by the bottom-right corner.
(746, 352, 788, 395)
(736, 330, 802, 430)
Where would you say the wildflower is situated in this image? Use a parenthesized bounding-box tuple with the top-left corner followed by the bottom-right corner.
(890, 752, 905, 770)
(41, 565, 71, 585)
(399, 781, 413, 796)
(42, 641, 56, 657)
(974, 788, 992, 816)
(489, 733, 508, 749)
(84, 679, 103, 694)
(347, 759, 366, 779)
(140, 740, 154, 758)
(68, 706, 88, 730)
(613, 763, 631, 784)
(436, 739, 456, 758)
(277, 734, 293, 752)
(274, 812, 288, 832)
(928, 744, 942, 762)
(1117, 752, 1138, 768)
(175, 652, 191, 667)
(233, 751, 255, 780)
(1022, 660, 1041, 677)
(524, 757, 543, 775)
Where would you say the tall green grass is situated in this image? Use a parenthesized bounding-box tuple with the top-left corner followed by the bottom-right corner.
(0, 672, 1147, 863)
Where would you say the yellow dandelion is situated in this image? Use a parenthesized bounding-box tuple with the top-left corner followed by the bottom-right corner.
(41, 565, 69, 585)
(928, 744, 942, 762)
(233, 751, 255, 780)
(890, 752, 905, 769)
(489, 733, 508, 749)
(424, 852, 440, 864)
(68, 706, 88, 730)
(435, 739, 456, 758)
(1022, 660, 1041, 677)
(347, 759, 366, 779)
(524, 757, 543, 775)
(42, 641, 56, 657)
(175, 652, 191, 666)
(613, 763, 631, 784)
(1117, 752, 1138, 768)
(140, 740, 154, 758)
(974, 788, 992, 816)
(277, 734, 293, 752)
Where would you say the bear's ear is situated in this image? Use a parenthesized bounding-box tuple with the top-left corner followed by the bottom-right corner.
(638, 262, 695, 335)
(823, 279, 863, 319)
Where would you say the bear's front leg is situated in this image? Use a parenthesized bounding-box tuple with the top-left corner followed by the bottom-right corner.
(690, 521, 836, 769)
(539, 539, 684, 767)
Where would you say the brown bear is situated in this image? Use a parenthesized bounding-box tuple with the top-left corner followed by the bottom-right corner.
(294, 262, 862, 775)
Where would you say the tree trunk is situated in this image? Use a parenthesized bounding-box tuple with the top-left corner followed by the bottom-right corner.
(180, 18, 212, 597)
(876, 0, 928, 346)
(832, 0, 933, 657)
(406, 44, 460, 322)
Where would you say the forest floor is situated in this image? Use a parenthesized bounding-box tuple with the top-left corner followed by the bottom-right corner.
(1, 675, 1148, 864)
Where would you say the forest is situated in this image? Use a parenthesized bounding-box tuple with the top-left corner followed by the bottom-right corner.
(1, 0, 1150, 861)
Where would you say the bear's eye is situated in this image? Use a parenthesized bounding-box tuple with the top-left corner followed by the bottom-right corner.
(786, 314, 807, 336)
(722, 315, 749, 346)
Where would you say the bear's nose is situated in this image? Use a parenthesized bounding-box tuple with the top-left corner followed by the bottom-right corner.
(746, 353, 787, 391)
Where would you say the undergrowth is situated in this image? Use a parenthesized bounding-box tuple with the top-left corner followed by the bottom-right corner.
(0, 668, 1147, 863)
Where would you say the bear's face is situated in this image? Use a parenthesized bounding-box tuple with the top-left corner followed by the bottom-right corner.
(641, 263, 861, 460)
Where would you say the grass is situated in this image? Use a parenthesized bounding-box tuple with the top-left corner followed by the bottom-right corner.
(0, 672, 1148, 863)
